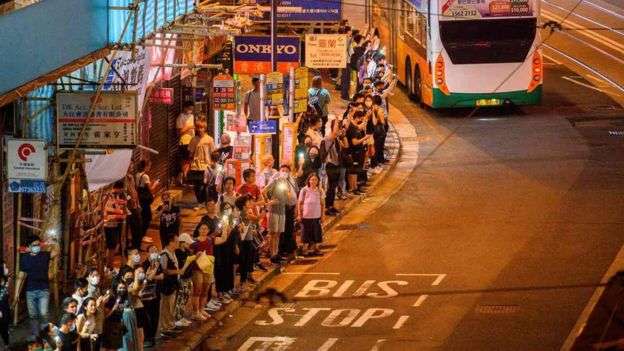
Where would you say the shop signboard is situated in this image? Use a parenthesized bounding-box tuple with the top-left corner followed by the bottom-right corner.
(305, 34, 348, 69)
(150, 88, 174, 105)
(254, 0, 342, 22)
(294, 67, 310, 113)
(234, 36, 301, 74)
(8, 179, 46, 193)
(56, 91, 138, 149)
(248, 120, 278, 135)
(440, 0, 534, 20)
(6, 138, 48, 180)
(266, 72, 284, 107)
(213, 74, 236, 110)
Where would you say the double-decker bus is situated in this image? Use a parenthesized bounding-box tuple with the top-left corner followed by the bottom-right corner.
(371, 0, 542, 108)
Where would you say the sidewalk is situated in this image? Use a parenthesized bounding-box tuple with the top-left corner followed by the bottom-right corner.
(151, 88, 402, 351)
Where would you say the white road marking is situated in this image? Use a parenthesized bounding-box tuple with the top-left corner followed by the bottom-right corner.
(541, 9, 624, 54)
(392, 315, 410, 329)
(583, 0, 624, 20)
(332, 280, 355, 297)
(353, 280, 376, 296)
(413, 294, 429, 307)
(317, 338, 339, 351)
(561, 243, 624, 350)
(541, 0, 624, 38)
(370, 339, 387, 351)
(238, 337, 297, 351)
(562, 76, 614, 94)
(395, 273, 447, 286)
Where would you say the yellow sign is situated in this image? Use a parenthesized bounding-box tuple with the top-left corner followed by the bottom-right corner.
(280, 122, 297, 166)
(266, 71, 284, 106)
(253, 134, 272, 168)
(294, 67, 310, 113)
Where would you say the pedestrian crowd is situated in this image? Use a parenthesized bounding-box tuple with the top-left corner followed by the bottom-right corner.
(8, 21, 397, 351)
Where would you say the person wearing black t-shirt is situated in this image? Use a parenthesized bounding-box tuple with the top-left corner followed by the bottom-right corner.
(158, 191, 181, 247)
(55, 313, 79, 351)
(19, 236, 51, 337)
(346, 110, 371, 195)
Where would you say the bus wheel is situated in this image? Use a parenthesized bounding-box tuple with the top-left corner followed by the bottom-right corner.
(414, 68, 423, 104)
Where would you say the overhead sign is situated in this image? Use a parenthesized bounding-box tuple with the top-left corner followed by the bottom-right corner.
(8, 179, 47, 193)
(440, 0, 533, 20)
(56, 91, 138, 149)
(255, 0, 342, 22)
(6, 139, 48, 180)
(234, 36, 301, 74)
(305, 34, 348, 69)
(266, 72, 284, 106)
(248, 120, 278, 135)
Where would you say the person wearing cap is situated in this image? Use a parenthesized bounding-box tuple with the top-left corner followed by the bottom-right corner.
(174, 233, 195, 328)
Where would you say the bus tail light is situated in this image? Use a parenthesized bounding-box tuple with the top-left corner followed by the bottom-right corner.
(527, 51, 543, 93)
(435, 54, 450, 96)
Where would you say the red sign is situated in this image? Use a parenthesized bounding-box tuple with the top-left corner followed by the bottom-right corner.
(150, 88, 174, 105)
(234, 61, 300, 75)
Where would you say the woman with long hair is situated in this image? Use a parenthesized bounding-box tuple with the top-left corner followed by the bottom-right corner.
(76, 297, 100, 351)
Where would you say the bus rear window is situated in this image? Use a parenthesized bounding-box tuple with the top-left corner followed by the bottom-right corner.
(439, 18, 537, 64)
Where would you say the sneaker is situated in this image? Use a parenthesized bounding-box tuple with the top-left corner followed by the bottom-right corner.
(175, 320, 188, 328)
(205, 300, 222, 311)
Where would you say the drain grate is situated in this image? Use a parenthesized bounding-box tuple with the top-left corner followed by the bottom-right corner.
(475, 305, 520, 314)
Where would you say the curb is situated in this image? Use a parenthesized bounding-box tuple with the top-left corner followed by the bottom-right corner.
(154, 109, 403, 351)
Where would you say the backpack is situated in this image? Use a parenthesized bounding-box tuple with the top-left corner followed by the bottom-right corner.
(308, 88, 324, 117)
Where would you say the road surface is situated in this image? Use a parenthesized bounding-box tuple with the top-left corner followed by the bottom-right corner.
(204, 57, 624, 350)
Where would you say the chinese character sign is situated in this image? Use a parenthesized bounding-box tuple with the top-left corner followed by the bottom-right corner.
(294, 67, 310, 113)
(440, 0, 533, 19)
(6, 138, 48, 180)
(213, 74, 236, 110)
(305, 34, 348, 69)
(266, 72, 284, 107)
(56, 92, 138, 148)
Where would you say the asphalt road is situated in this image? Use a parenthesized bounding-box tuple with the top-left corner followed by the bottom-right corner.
(540, 0, 624, 105)
(203, 59, 624, 350)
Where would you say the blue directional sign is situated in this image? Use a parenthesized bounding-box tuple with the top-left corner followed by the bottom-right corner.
(9, 179, 47, 193)
(248, 120, 278, 135)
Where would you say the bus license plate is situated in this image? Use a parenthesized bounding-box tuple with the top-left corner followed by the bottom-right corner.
(476, 99, 502, 106)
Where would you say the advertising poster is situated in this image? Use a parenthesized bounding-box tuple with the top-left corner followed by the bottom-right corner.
(440, 0, 533, 20)
(294, 67, 310, 113)
(266, 71, 284, 106)
(254, 0, 341, 22)
(213, 73, 236, 110)
(280, 122, 297, 166)
(234, 36, 301, 74)
(305, 34, 348, 69)
(253, 135, 273, 168)
(56, 92, 138, 148)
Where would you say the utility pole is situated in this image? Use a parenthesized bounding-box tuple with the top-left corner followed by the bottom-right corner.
(270, 0, 279, 72)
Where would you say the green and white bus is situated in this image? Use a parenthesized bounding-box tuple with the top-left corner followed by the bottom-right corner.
(372, 0, 542, 108)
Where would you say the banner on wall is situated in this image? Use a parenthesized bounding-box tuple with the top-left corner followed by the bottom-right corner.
(281, 122, 297, 165)
(254, 0, 342, 22)
(213, 74, 236, 111)
(56, 91, 138, 149)
(305, 34, 348, 69)
(234, 36, 301, 74)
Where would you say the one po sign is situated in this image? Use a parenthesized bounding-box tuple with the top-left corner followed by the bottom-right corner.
(6, 139, 48, 180)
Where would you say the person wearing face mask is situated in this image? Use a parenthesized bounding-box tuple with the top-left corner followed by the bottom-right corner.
(55, 313, 79, 351)
(76, 296, 105, 351)
(86, 268, 101, 299)
(305, 116, 323, 149)
(101, 281, 130, 351)
(71, 278, 90, 311)
(262, 169, 295, 264)
(0, 261, 10, 347)
(274, 165, 299, 260)
(296, 145, 322, 189)
(140, 245, 163, 347)
(117, 270, 140, 351)
(19, 236, 51, 339)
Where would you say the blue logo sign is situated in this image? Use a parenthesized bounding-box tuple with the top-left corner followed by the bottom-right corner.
(9, 179, 47, 193)
(234, 36, 301, 62)
(255, 0, 341, 22)
(248, 120, 278, 135)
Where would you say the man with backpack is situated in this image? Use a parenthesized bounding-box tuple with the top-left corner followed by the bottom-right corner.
(308, 76, 331, 136)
